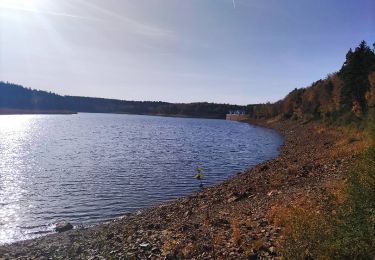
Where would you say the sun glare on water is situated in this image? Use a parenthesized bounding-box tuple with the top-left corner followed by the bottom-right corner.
(0, 115, 35, 133)
(0, 115, 38, 244)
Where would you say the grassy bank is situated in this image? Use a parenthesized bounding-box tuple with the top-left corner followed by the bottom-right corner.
(270, 115, 375, 259)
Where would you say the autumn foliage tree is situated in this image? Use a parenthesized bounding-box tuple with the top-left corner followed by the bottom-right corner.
(248, 41, 375, 124)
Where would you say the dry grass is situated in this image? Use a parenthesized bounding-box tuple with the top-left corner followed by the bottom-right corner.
(268, 202, 332, 259)
(314, 124, 369, 161)
(230, 217, 241, 246)
(323, 179, 348, 205)
(213, 231, 226, 248)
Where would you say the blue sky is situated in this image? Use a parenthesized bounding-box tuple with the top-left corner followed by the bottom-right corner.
(0, 0, 374, 104)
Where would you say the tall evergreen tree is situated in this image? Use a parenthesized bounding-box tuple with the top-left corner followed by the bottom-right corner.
(339, 41, 375, 114)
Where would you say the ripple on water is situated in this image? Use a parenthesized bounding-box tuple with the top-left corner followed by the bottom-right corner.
(0, 114, 282, 244)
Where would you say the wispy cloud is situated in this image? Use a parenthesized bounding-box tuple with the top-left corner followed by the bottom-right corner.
(74, 0, 173, 38)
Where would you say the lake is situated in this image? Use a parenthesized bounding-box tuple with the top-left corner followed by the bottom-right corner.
(0, 113, 283, 244)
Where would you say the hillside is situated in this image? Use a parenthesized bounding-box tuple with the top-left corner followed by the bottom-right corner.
(0, 82, 245, 119)
(247, 41, 375, 125)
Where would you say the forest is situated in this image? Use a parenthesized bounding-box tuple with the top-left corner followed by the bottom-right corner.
(0, 82, 245, 119)
(248, 41, 375, 125)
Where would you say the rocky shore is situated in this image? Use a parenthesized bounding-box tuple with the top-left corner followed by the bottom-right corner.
(0, 119, 366, 259)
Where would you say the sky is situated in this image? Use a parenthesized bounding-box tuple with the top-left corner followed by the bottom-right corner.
(0, 0, 374, 105)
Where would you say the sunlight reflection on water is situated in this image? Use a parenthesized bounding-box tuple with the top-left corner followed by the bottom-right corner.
(0, 115, 37, 243)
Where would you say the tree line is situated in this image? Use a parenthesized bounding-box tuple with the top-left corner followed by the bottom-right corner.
(247, 41, 375, 125)
(0, 82, 245, 119)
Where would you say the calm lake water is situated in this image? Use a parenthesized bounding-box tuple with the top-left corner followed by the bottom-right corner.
(0, 113, 282, 244)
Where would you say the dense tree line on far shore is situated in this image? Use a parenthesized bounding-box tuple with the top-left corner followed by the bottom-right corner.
(0, 82, 245, 119)
(248, 41, 375, 125)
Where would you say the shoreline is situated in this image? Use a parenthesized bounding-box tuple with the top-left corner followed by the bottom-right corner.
(0, 119, 366, 259)
(0, 109, 77, 115)
(0, 110, 225, 119)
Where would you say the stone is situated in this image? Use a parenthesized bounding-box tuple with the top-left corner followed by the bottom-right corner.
(139, 243, 151, 249)
(183, 210, 191, 217)
(147, 223, 161, 230)
(165, 252, 177, 260)
(55, 222, 73, 233)
(248, 252, 258, 260)
(260, 219, 268, 227)
(212, 218, 230, 227)
(106, 232, 114, 240)
(180, 224, 190, 232)
(268, 246, 276, 254)
(151, 247, 160, 254)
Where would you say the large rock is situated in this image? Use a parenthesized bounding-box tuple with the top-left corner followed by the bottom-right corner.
(55, 222, 73, 233)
